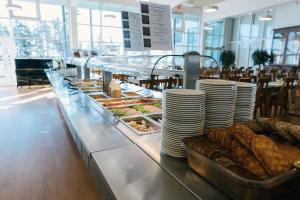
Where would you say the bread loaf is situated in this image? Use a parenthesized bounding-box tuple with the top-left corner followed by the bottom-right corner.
(252, 135, 291, 176)
(228, 124, 256, 150)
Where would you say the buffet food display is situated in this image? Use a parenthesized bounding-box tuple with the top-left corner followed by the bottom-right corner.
(183, 118, 300, 199)
(65, 77, 300, 199)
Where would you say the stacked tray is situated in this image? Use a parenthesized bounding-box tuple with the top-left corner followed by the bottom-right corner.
(161, 89, 205, 158)
(234, 82, 257, 122)
(196, 79, 237, 133)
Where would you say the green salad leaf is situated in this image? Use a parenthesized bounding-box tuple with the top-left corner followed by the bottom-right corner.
(132, 105, 150, 114)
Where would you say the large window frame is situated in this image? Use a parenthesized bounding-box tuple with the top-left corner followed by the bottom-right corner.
(272, 26, 300, 66)
(0, 0, 70, 58)
(229, 11, 273, 68)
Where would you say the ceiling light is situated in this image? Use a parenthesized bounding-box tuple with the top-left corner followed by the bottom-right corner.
(259, 14, 273, 21)
(104, 14, 116, 19)
(6, 3, 22, 11)
(204, 5, 218, 13)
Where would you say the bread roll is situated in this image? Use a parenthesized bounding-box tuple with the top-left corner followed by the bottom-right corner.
(229, 124, 256, 150)
(252, 135, 291, 176)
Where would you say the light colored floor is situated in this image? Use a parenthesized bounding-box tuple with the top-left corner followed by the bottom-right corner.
(0, 86, 100, 200)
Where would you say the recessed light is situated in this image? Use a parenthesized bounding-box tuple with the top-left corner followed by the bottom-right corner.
(259, 15, 273, 21)
(6, 3, 22, 11)
(204, 5, 218, 13)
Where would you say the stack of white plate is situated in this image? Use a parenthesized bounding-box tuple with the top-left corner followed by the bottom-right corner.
(161, 89, 205, 158)
(234, 82, 257, 122)
(196, 79, 237, 133)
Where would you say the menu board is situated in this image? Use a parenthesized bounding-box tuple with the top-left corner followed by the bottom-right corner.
(140, 3, 173, 50)
(121, 11, 144, 51)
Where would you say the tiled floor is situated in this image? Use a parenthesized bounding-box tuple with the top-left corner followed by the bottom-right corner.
(0, 86, 100, 200)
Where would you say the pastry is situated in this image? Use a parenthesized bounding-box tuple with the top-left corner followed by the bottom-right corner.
(274, 122, 297, 143)
(252, 135, 291, 176)
(231, 139, 251, 164)
(229, 124, 256, 150)
(288, 125, 300, 141)
(243, 154, 270, 180)
(277, 143, 300, 165)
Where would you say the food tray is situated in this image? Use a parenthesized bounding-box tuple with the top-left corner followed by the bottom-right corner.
(102, 98, 161, 108)
(183, 136, 300, 200)
(88, 93, 110, 100)
(146, 114, 162, 124)
(121, 116, 161, 135)
(122, 91, 140, 97)
(97, 97, 135, 104)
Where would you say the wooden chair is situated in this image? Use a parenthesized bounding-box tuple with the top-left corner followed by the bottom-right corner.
(269, 77, 295, 116)
(220, 69, 230, 80)
(239, 78, 252, 83)
(254, 77, 270, 118)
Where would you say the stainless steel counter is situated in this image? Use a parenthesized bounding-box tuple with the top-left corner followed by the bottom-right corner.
(46, 70, 229, 200)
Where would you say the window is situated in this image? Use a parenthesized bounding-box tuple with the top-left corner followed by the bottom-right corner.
(172, 13, 200, 55)
(272, 27, 300, 65)
(204, 20, 224, 66)
(229, 10, 274, 68)
(0, 1, 69, 58)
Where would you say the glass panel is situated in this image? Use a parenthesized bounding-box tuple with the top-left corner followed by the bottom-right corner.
(101, 27, 122, 43)
(40, 3, 62, 21)
(0, 0, 9, 17)
(11, 0, 37, 18)
(92, 26, 101, 43)
(101, 11, 121, 27)
(78, 41, 90, 50)
(186, 33, 199, 47)
(92, 9, 101, 25)
(174, 31, 184, 45)
(286, 31, 300, 54)
(77, 24, 90, 42)
(0, 19, 10, 37)
(77, 8, 90, 24)
(185, 14, 199, 33)
(285, 55, 299, 65)
(173, 13, 183, 31)
(272, 32, 285, 57)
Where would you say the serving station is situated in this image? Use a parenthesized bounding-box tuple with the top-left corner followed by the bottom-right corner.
(46, 70, 229, 200)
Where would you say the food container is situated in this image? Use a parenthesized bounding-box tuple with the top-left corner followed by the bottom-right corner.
(97, 97, 134, 104)
(79, 86, 103, 93)
(121, 116, 161, 135)
(88, 93, 110, 100)
(182, 136, 300, 200)
(123, 91, 140, 97)
(146, 114, 162, 124)
(102, 99, 161, 108)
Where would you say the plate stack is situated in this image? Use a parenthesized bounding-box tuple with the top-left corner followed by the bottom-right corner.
(196, 79, 237, 133)
(234, 82, 257, 122)
(161, 89, 205, 158)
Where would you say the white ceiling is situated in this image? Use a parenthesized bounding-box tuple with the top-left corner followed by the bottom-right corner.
(76, 0, 227, 7)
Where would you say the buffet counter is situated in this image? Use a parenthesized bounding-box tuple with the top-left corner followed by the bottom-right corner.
(46, 70, 228, 200)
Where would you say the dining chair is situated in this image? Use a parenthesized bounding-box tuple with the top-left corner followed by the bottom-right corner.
(239, 78, 252, 83)
(254, 77, 270, 119)
(269, 77, 295, 116)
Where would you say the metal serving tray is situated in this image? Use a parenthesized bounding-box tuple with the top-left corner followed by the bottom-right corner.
(97, 97, 135, 104)
(103, 99, 161, 108)
(183, 136, 300, 200)
(88, 93, 110, 100)
(145, 113, 162, 124)
(121, 116, 161, 135)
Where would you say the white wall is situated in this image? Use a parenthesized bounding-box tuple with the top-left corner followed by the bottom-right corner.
(273, 1, 300, 29)
(202, 0, 295, 22)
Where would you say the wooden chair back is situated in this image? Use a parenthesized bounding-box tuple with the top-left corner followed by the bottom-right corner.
(239, 78, 252, 83)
